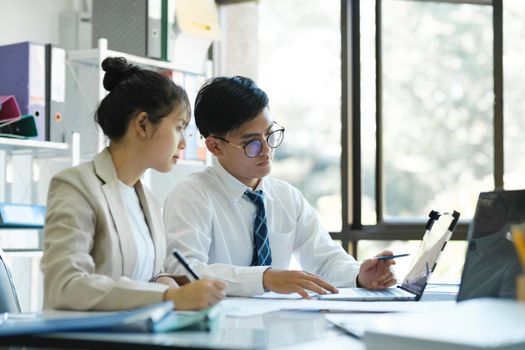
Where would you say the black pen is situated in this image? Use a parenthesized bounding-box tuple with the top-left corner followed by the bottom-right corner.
(172, 249, 200, 280)
(376, 253, 410, 260)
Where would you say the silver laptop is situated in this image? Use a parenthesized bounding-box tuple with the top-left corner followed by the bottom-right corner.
(320, 210, 460, 301)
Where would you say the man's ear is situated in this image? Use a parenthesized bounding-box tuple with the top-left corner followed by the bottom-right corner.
(133, 112, 149, 139)
(205, 136, 222, 156)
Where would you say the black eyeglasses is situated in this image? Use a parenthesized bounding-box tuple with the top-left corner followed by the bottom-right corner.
(213, 122, 285, 158)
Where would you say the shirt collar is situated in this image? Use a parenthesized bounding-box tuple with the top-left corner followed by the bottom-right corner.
(211, 157, 273, 202)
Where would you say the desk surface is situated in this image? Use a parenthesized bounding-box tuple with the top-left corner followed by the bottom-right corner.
(1, 310, 362, 350)
(0, 285, 460, 350)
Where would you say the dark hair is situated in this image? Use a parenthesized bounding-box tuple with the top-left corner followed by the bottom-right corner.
(95, 57, 189, 141)
(194, 76, 269, 137)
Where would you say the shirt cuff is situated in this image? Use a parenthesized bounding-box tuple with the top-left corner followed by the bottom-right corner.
(151, 273, 191, 286)
(140, 282, 169, 305)
(241, 266, 271, 296)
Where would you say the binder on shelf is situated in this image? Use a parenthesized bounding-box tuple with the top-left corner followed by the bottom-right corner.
(0, 42, 46, 141)
(45, 44, 67, 142)
(0, 96, 21, 123)
(0, 203, 45, 228)
(161, 0, 176, 61)
(147, 0, 163, 59)
(0, 115, 39, 140)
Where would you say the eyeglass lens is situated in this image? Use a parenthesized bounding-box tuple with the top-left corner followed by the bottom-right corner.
(244, 129, 284, 158)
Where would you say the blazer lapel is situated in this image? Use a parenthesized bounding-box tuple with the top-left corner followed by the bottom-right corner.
(94, 149, 137, 277)
(135, 181, 165, 273)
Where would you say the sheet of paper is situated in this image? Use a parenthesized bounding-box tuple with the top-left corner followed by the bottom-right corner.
(221, 298, 284, 318)
(251, 291, 318, 300)
(221, 297, 456, 318)
(284, 299, 456, 313)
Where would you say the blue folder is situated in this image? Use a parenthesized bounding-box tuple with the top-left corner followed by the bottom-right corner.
(0, 203, 46, 228)
(0, 301, 222, 337)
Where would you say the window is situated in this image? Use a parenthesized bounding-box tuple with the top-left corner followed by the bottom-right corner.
(360, 0, 494, 226)
(503, 0, 525, 189)
(351, 0, 513, 281)
(258, 0, 342, 232)
(380, 1, 493, 220)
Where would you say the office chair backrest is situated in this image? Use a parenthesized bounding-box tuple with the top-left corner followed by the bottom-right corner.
(0, 247, 21, 313)
(457, 189, 525, 301)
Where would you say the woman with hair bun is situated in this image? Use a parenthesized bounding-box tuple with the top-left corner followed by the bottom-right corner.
(41, 57, 225, 311)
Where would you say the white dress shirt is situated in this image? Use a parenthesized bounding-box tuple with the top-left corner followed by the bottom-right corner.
(117, 181, 155, 282)
(163, 157, 360, 296)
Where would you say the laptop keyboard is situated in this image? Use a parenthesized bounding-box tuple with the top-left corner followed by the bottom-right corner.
(354, 288, 406, 297)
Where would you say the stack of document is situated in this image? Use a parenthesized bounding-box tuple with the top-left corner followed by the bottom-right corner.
(0, 301, 222, 337)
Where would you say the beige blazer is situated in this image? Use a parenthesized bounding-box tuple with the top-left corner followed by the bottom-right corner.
(41, 148, 169, 311)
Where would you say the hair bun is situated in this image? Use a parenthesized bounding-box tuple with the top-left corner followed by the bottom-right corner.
(101, 57, 139, 92)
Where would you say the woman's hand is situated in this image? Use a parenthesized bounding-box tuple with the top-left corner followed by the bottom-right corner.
(163, 279, 226, 310)
(155, 276, 179, 288)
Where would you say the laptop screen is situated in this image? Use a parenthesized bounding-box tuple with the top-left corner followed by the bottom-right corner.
(400, 211, 460, 297)
(457, 190, 525, 301)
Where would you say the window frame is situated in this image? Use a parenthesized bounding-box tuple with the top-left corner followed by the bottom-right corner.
(338, 0, 503, 257)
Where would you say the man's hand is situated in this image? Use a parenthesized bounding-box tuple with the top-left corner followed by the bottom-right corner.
(357, 250, 397, 289)
(263, 269, 338, 299)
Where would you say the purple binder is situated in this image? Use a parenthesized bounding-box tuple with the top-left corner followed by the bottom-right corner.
(0, 42, 46, 140)
(0, 95, 21, 123)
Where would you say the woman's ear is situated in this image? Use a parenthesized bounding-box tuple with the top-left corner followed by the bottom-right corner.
(205, 136, 222, 157)
(132, 112, 149, 139)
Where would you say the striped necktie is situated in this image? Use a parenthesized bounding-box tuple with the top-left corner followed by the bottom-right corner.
(244, 190, 272, 266)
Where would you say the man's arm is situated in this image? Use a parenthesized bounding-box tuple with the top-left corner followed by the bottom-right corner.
(292, 190, 396, 289)
(292, 190, 361, 286)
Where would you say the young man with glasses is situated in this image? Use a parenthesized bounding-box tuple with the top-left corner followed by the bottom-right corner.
(163, 76, 396, 298)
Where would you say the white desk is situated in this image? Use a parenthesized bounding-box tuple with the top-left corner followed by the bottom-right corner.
(0, 285, 467, 350)
(1, 310, 355, 349)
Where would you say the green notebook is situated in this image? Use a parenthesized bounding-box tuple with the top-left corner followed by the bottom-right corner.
(153, 303, 223, 332)
(0, 114, 38, 138)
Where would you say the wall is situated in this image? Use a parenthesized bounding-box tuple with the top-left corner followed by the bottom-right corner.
(216, 2, 258, 79)
(0, 0, 87, 46)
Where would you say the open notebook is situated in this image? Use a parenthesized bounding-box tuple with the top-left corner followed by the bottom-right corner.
(320, 210, 460, 301)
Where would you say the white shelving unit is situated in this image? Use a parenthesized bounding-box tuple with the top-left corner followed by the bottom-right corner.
(0, 134, 80, 313)
(66, 38, 210, 206)
(0, 137, 68, 157)
(0, 133, 80, 163)
(68, 39, 206, 75)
